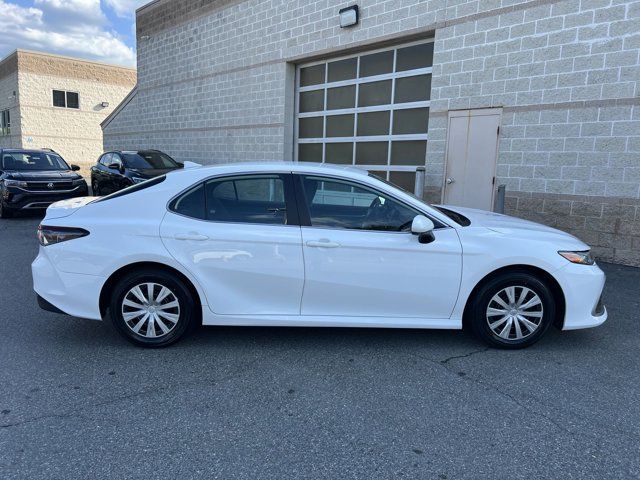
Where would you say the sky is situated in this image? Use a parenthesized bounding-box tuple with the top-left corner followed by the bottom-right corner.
(0, 0, 148, 67)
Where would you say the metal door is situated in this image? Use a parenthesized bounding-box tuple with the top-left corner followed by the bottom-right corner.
(443, 108, 501, 211)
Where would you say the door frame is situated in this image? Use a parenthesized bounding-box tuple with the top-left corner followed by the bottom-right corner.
(441, 107, 502, 208)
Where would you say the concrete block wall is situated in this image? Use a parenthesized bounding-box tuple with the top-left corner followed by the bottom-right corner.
(19, 70, 136, 174)
(0, 69, 20, 149)
(0, 50, 137, 176)
(428, 0, 640, 264)
(103, 0, 640, 265)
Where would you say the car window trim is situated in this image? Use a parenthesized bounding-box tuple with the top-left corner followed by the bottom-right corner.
(167, 172, 301, 227)
(292, 173, 448, 232)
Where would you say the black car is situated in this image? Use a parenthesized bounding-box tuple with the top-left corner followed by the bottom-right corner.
(90, 150, 182, 195)
(0, 149, 88, 218)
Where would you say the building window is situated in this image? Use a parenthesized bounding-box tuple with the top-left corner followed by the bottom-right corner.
(0, 109, 10, 136)
(52, 90, 80, 109)
(295, 40, 434, 192)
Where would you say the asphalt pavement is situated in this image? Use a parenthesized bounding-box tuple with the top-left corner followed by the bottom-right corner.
(1, 213, 639, 479)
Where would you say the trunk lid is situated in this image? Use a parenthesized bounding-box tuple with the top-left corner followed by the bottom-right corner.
(44, 197, 95, 220)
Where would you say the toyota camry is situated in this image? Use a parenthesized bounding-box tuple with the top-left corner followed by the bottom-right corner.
(32, 162, 607, 348)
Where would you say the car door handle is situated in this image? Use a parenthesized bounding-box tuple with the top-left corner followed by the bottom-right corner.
(306, 240, 340, 248)
(174, 233, 209, 241)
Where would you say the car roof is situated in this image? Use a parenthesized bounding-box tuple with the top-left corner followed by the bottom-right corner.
(1, 148, 58, 154)
(172, 161, 369, 178)
(112, 150, 162, 154)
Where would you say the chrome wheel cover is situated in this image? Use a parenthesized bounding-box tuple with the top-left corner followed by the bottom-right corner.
(486, 286, 543, 341)
(121, 282, 180, 339)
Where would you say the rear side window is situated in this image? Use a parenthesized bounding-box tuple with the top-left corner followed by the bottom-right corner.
(169, 183, 205, 219)
(93, 175, 166, 203)
(206, 175, 287, 224)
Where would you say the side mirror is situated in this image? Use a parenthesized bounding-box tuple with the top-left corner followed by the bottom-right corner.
(70, 164, 80, 171)
(108, 162, 123, 172)
(411, 215, 436, 244)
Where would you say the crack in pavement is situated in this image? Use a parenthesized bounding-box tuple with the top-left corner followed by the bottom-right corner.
(409, 350, 640, 446)
(0, 358, 261, 429)
(438, 348, 489, 364)
(409, 351, 583, 441)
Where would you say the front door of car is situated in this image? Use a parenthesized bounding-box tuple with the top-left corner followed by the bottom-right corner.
(296, 175, 463, 319)
(95, 153, 111, 193)
(110, 153, 127, 192)
(160, 173, 305, 315)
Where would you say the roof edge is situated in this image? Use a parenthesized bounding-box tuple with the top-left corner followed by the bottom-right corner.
(0, 49, 136, 71)
(101, 86, 138, 129)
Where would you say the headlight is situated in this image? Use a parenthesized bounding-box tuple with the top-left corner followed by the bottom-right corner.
(72, 178, 87, 186)
(131, 177, 148, 184)
(37, 225, 89, 246)
(558, 250, 594, 265)
(4, 179, 28, 188)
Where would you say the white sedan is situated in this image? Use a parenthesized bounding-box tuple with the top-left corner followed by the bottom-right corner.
(32, 162, 607, 349)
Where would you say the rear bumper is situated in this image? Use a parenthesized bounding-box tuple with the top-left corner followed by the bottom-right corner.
(556, 262, 607, 330)
(32, 246, 104, 320)
(3, 185, 89, 211)
(37, 294, 67, 314)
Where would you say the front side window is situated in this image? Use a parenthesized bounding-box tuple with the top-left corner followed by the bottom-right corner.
(99, 153, 113, 166)
(300, 175, 419, 232)
(2, 151, 70, 171)
(205, 175, 287, 225)
(52, 90, 79, 109)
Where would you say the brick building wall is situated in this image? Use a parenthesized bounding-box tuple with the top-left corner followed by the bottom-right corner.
(0, 50, 137, 174)
(0, 57, 20, 149)
(103, 0, 640, 265)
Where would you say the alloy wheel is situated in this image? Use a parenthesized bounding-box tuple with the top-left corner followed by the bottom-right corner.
(121, 282, 181, 338)
(486, 286, 543, 341)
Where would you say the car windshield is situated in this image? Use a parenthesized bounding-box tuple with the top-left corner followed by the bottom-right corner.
(122, 151, 179, 170)
(2, 152, 70, 171)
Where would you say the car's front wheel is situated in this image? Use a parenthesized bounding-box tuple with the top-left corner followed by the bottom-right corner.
(109, 269, 196, 347)
(468, 271, 556, 349)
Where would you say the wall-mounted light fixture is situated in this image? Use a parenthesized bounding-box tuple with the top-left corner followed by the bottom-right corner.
(339, 5, 359, 28)
(140, 35, 150, 41)
(100, 102, 109, 108)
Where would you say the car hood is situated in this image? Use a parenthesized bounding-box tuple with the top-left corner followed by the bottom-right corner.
(438, 205, 589, 249)
(6, 170, 81, 181)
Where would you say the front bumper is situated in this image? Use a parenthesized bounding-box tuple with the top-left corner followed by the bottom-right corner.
(32, 246, 104, 320)
(555, 261, 607, 330)
(3, 184, 89, 211)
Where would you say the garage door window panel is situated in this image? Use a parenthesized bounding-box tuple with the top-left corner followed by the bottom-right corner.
(295, 40, 434, 183)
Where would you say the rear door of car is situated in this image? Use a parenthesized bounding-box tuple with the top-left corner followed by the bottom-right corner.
(160, 173, 305, 316)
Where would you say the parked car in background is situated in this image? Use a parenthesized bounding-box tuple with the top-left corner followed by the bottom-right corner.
(90, 150, 182, 195)
(0, 149, 87, 218)
(32, 162, 606, 349)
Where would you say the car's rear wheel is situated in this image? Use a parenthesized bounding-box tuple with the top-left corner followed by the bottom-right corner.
(109, 269, 196, 347)
(469, 271, 556, 349)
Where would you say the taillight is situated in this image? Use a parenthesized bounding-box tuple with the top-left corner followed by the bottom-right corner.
(37, 225, 89, 246)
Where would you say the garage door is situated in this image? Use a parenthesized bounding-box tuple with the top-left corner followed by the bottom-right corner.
(294, 39, 434, 192)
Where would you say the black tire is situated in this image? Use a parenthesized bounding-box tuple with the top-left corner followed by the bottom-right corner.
(468, 271, 556, 349)
(91, 180, 100, 196)
(109, 268, 196, 347)
(0, 201, 13, 219)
